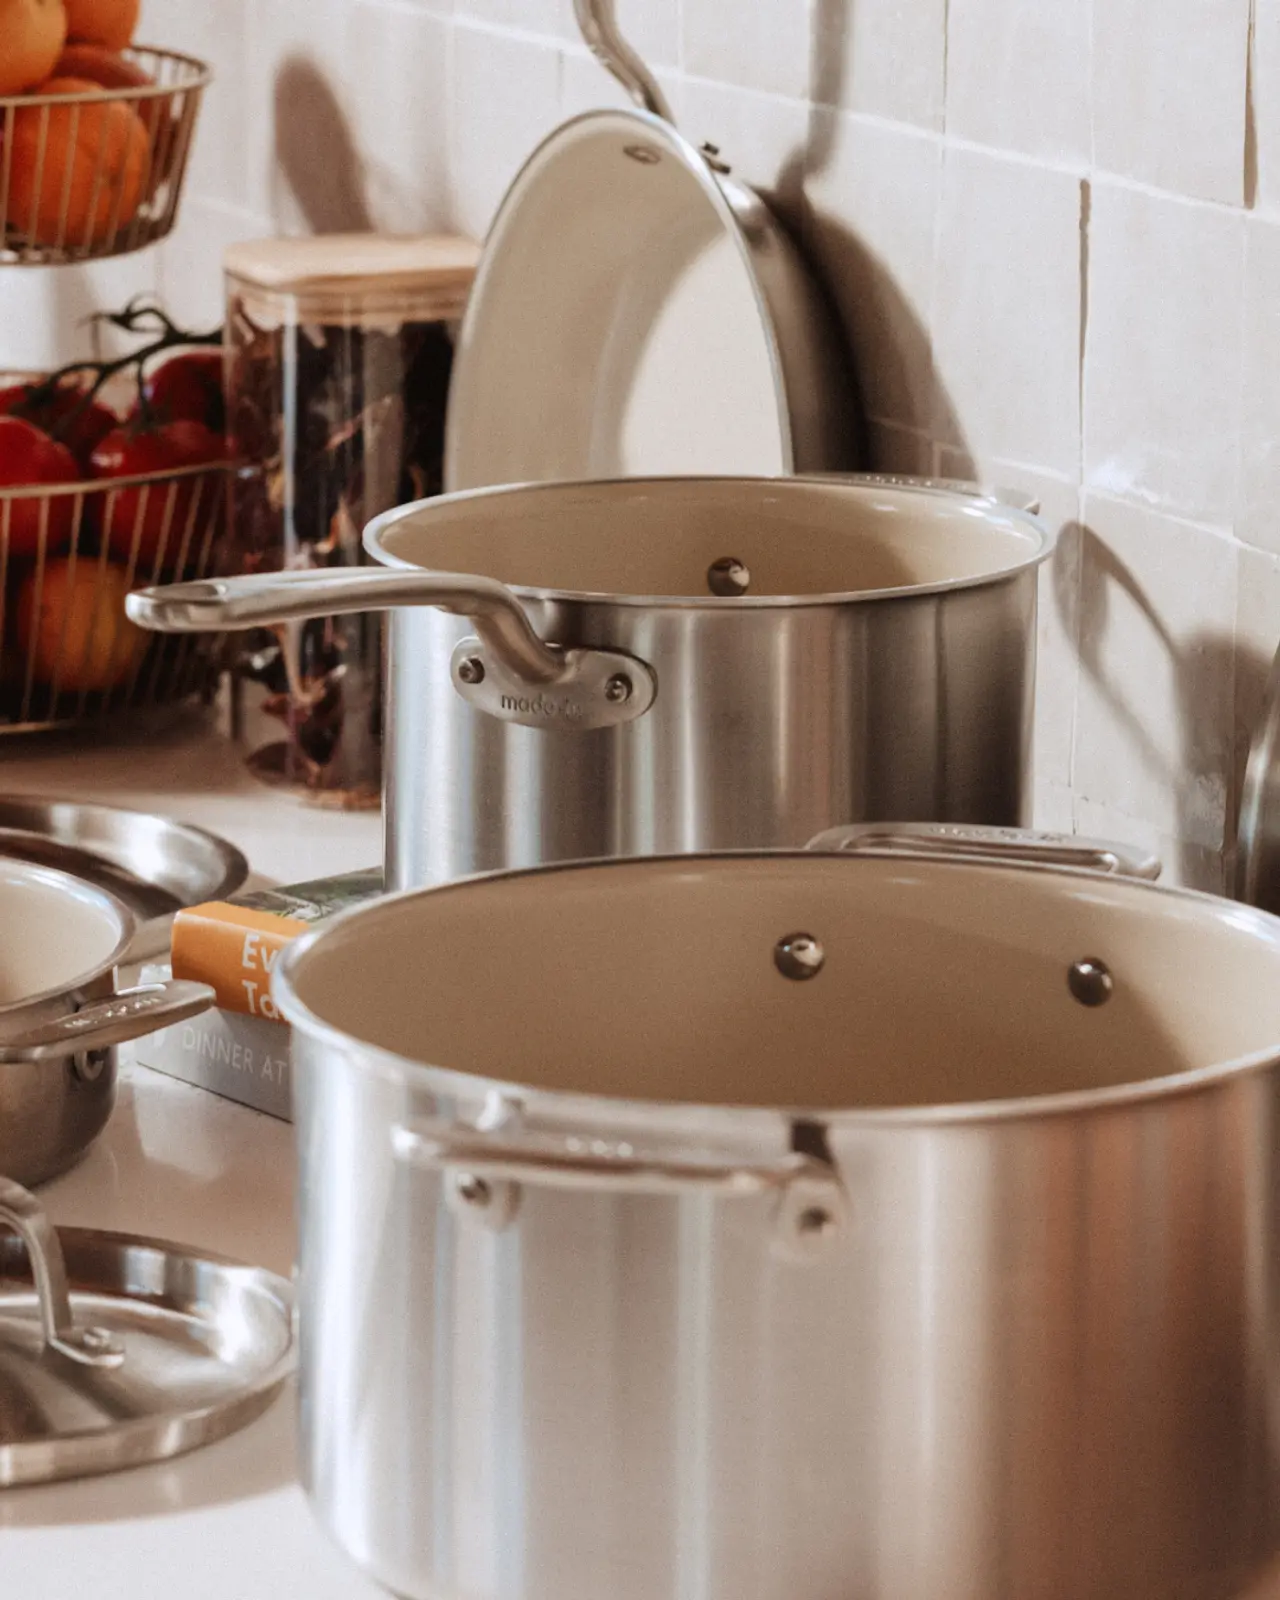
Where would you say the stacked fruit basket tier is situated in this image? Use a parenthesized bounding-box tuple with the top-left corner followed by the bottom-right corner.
(0, 47, 211, 265)
(0, 455, 229, 731)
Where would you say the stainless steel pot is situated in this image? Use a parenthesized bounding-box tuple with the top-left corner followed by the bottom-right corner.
(274, 825, 1280, 1600)
(129, 476, 1053, 888)
(0, 859, 213, 1185)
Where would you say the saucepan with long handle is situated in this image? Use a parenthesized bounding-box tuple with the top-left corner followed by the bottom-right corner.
(129, 473, 1054, 890)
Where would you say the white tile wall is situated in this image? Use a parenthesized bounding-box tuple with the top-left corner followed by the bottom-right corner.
(5, 0, 1275, 888)
(1074, 494, 1238, 857)
(815, 0, 947, 132)
(932, 147, 1082, 473)
(1091, 0, 1248, 206)
(1083, 182, 1244, 525)
(945, 0, 1090, 165)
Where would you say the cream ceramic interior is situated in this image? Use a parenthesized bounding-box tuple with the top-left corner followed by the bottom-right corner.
(282, 856, 1280, 1111)
(0, 861, 127, 1008)
(445, 112, 789, 491)
(371, 478, 1049, 601)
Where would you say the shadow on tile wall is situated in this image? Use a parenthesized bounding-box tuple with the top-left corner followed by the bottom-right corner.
(780, 0, 971, 474)
(1064, 524, 1268, 888)
(274, 58, 371, 234)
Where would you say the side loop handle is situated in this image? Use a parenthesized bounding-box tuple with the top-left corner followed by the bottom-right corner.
(806, 822, 1162, 881)
(393, 1120, 846, 1260)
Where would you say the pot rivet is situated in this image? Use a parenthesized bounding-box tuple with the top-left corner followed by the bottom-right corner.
(1068, 958, 1113, 1007)
(455, 1174, 492, 1207)
(604, 674, 633, 704)
(774, 932, 825, 981)
(707, 556, 750, 597)
(457, 656, 486, 686)
(624, 143, 661, 165)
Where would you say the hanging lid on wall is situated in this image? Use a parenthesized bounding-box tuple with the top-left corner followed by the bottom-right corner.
(443, 0, 859, 492)
(0, 1177, 294, 1487)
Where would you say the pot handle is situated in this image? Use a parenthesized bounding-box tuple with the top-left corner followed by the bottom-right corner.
(813, 474, 1042, 516)
(126, 571, 658, 733)
(573, 0, 674, 123)
(805, 822, 1162, 880)
(0, 980, 215, 1063)
(0, 1176, 124, 1366)
(393, 1121, 847, 1258)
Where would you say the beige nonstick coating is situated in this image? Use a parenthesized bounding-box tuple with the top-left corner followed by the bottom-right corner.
(370, 478, 1049, 603)
(0, 861, 129, 1009)
(281, 855, 1280, 1113)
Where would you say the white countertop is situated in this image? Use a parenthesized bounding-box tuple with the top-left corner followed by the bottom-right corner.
(0, 714, 384, 1599)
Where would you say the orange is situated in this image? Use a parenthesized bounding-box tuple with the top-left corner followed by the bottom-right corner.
(0, 0, 67, 95)
(17, 558, 146, 693)
(6, 75, 148, 246)
(61, 0, 136, 49)
(54, 42, 151, 91)
(53, 43, 170, 199)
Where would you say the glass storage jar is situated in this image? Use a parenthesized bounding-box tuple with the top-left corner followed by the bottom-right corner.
(223, 233, 478, 808)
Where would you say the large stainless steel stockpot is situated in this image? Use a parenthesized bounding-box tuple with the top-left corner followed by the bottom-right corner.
(129, 476, 1052, 888)
(0, 859, 212, 1185)
(275, 827, 1280, 1600)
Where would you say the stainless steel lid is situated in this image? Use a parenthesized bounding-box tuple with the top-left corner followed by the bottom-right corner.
(0, 1178, 293, 1487)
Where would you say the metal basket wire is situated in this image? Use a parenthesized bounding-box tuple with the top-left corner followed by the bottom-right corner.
(0, 460, 230, 732)
(0, 46, 211, 266)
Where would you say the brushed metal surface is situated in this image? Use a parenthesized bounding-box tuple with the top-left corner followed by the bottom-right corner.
(1239, 640, 1280, 912)
(280, 850, 1280, 1600)
(0, 1177, 294, 1487)
(387, 570, 1038, 885)
(132, 476, 1051, 887)
(0, 859, 213, 1183)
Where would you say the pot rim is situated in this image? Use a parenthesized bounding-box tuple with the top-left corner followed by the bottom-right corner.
(272, 850, 1280, 1132)
(0, 860, 134, 1022)
(364, 475, 1056, 610)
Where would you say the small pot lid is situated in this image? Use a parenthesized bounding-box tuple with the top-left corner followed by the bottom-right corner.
(444, 109, 795, 491)
(0, 1178, 293, 1487)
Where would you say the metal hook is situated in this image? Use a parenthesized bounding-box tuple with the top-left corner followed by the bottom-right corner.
(573, 0, 675, 124)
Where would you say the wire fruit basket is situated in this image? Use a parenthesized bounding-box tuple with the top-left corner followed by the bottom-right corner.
(0, 460, 230, 732)
(0, 46, 211, 267)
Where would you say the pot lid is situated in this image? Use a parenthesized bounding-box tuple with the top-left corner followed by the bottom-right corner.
(0, 1178, 293, 1487)
(444, 110, 795, 490)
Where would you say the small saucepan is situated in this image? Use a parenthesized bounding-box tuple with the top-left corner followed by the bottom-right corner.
(0, 858, 213, 1185)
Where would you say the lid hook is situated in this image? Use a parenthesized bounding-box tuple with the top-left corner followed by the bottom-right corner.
(573, 0, 675, 124)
